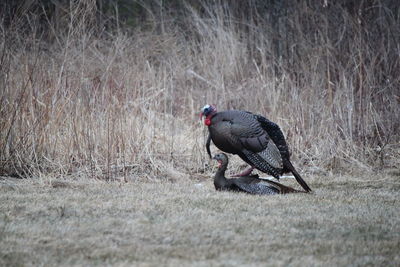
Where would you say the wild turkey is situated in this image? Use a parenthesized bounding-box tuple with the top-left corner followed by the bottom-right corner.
(200, 104, 311, 192)
(212, 153, 300, 195)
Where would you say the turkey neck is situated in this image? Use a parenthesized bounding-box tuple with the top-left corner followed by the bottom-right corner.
(214, 160, 229, 189)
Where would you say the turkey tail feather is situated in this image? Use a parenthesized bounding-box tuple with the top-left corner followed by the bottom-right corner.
(285, 160, 312, 192)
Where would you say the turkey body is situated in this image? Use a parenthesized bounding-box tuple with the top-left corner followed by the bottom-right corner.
(205, 109, 311, 192)
(215, 173, 300, 195)
(213, 153, 299, 195)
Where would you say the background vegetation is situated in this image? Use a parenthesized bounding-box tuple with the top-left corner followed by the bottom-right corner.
(1, 0, 399, 179)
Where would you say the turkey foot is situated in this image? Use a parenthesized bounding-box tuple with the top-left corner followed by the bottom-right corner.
(231, 166, 254, 177)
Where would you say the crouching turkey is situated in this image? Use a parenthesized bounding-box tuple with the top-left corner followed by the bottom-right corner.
(213, 153, 300, 195)
(200, 104, 311, 192)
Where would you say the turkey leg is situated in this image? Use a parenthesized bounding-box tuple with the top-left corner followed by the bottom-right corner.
(231, 166, 254, 177)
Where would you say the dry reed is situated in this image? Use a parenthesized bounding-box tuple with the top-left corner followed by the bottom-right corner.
(0, 1, 399, 180)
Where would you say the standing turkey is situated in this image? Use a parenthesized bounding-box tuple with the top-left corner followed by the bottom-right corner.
(200, 104, 312, 192)
(213, 153, 300, 195)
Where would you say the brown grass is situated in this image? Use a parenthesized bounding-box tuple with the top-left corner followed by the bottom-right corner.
(1, 175, 399, 266)
(0, 1, 399, 179)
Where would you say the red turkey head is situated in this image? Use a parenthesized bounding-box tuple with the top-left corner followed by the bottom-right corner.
(199, 104, 217, 126)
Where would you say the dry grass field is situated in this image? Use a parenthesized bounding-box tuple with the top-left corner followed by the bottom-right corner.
(1, 1, 399, 179)
(1, 1, 400, 266)
(1, 174, 399, 266)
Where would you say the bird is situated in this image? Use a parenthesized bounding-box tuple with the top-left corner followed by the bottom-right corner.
(200, 104, 312, 192)
(212, 153, 300, 195)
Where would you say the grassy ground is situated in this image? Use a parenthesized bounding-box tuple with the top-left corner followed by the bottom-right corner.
(1, 174, 399, 266)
